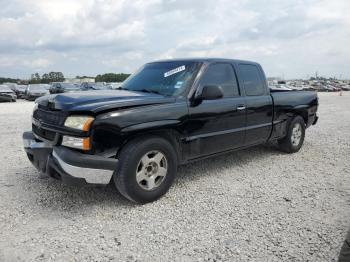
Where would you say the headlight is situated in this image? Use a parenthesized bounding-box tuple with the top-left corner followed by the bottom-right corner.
(64, 116, 94, 131)
(62, 135, 91, 150)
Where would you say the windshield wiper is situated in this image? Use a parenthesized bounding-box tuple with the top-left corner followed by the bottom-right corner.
(139, 89, 162, 95)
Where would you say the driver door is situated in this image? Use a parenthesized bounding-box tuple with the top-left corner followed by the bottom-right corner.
(186, 63, 246, 158)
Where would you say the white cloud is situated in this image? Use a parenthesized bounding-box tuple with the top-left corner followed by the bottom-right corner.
(0, 0, 349, 79)
(30, 58, 51, 68)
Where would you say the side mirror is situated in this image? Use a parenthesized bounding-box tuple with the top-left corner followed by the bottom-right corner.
(200, 85, 223, 100)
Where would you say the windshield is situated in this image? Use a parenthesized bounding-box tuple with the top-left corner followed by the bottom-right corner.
(29, 85, 46, 91)
(41, 84, 51, 90)
(121, 61, 202, 97)
(0, 85, 13, 92)
(17, 85, 27, 90)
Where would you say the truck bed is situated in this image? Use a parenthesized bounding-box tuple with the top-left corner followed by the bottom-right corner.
(269, 90, 318, 140)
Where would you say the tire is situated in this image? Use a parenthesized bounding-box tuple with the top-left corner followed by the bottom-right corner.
(114, 136, 178, 204)
(338, 230, 350, 262)
(278, 116, 305, 153)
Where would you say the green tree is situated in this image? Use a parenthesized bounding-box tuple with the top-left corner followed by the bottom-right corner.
(30, 71, 65, 83)
(41, 73, 49, 84)
(0, 77, 21, 84)
(30, 73, 41, 84)
(95, 73, 130, 82)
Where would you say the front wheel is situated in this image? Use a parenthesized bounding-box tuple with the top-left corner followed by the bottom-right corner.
(114, 136, 177, 204)
(278, 116, 305, 153)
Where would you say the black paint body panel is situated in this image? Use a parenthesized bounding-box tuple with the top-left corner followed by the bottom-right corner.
(33, 58, 318, 164)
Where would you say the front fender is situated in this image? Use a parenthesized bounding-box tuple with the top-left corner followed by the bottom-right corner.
(121, 120, 181, 132)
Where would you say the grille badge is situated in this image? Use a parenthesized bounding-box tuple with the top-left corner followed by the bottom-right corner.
(32, 117, 42, 128)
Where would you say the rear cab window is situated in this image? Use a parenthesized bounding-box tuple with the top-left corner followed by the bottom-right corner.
(238, 64, 266, 96)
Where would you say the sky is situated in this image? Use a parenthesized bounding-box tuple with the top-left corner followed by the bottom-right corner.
(0, 0, 349, 79)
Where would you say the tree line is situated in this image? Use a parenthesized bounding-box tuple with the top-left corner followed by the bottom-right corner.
(95, 73, 130, 82)
(0, 72, 130, 84)
(0, 77, 22, 84)
(30, 72, 65, 84)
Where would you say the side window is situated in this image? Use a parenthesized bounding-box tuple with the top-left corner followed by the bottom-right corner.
(238, 64, 265, 96)
(200, 63, 239, 97)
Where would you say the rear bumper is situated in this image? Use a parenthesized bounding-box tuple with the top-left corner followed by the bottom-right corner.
(23, 131, 118, 186)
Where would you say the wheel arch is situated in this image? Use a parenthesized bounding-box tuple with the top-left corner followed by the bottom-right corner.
(120, 129, 183, 163)
(91, 122, 184, 163)
(291, 105, 308, 126)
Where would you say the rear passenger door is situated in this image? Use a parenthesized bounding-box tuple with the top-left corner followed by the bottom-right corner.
(187, 62, 246, 157)
(237, 63, 273, 146)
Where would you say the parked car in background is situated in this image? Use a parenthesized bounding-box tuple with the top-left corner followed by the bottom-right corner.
(80, 82, 112, 90)
(0, 85, 17, 102)
(109, 82, 124, 89)
(50, 83, 82, 94)
(269, 85, 293, 92)
(3, 82, 18, 92)
(41, 84, 51, 91)
(14, 85, 27, 98)
(25, 84, 49, 101)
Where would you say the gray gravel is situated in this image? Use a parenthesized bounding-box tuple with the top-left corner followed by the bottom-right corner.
(0, 93, 349, 262)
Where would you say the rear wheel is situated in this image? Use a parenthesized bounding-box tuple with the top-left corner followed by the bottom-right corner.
(278, 116, 305, 153)
(114, 136, 177, 204)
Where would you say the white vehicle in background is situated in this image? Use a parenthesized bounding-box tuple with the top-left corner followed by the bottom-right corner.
(109, 82, 124, 89)
(25, 84, 50, 101)
(0, 85, 17, 102)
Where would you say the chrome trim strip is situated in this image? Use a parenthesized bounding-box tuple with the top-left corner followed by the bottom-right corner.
(186, 122, 272, 141)
(52, 150, 113, 184)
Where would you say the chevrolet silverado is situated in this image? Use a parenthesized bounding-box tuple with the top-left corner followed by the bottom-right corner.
(23, 58, 318, 203)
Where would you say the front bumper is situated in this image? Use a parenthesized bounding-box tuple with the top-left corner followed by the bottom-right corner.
(27, 94, 44, 100)
(23, 131, 118, 186)
(0, 94, 15, 101)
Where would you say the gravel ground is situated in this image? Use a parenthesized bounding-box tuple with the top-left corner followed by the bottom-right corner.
(0, 93, 349, 262)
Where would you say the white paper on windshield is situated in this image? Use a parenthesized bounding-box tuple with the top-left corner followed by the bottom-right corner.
(164, 65, 185, 78)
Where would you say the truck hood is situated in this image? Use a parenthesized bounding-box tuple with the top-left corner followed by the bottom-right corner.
(36, 90, 175, 113)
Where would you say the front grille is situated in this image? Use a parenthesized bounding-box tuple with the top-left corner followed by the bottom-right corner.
(32, 108, 67, 141)
(33, 108, 67, 126)
(32, 124, 56, 141)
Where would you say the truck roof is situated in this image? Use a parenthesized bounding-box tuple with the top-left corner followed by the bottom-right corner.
(151, 57, 260, 65)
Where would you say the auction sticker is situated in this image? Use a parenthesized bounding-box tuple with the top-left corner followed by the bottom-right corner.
(164, 65, 185, 77)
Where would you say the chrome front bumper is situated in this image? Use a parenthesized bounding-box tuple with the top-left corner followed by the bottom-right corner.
(23, 131, 118, 185)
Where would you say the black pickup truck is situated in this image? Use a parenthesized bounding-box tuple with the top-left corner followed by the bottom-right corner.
(23, 58, 318, 203)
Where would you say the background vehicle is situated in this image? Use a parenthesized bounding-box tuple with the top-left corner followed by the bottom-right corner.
(25, 84, 49, 100)
(338, 230, 350, 262)
(109, 82, 124, 89)
(3, 82, 18, 92)
(41, 84, 51, 91)
(0, 85, 17, 102)
(80, 82, 112, 90)
(50, 83, 81, 94)
(14, 85, 27, 98)
(23, 58, 318, 203)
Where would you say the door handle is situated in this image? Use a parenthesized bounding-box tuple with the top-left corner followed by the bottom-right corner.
(236, 105, 246, 110)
